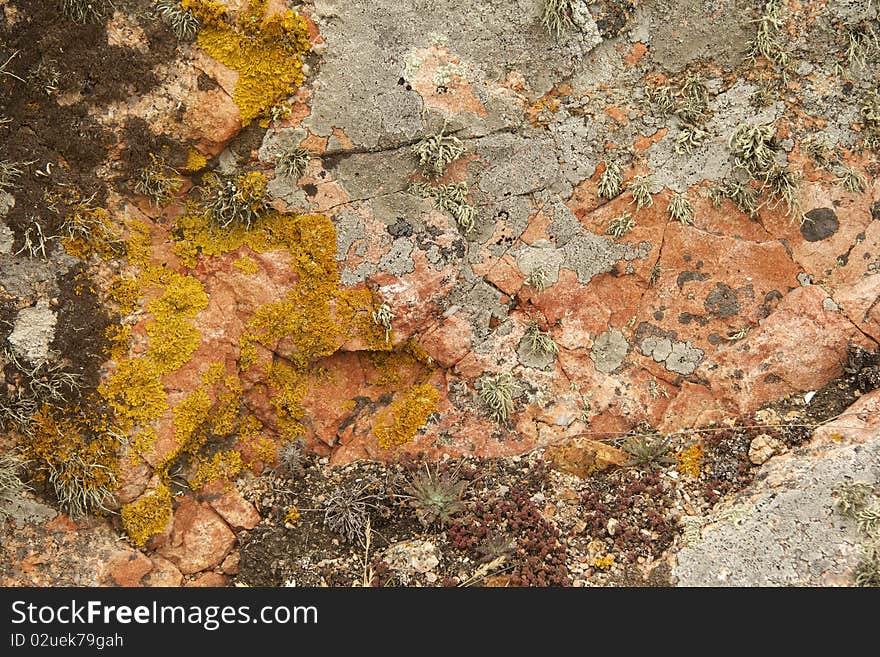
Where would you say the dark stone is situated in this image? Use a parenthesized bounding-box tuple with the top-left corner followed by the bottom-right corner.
(704, 282, 740, 318)
(387, 218, 413, 238)
(800, 208, 839, 242)
(677, 270, 708, 290)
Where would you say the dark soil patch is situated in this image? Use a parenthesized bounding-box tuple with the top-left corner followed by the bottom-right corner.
(49, 264, 114, 397)
(0, 1, 186, 240)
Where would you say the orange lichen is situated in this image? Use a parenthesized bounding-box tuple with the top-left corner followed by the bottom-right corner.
(374, 383, 440, 450)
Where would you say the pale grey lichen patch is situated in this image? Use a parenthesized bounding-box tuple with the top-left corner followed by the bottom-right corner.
(634, 0, 754, 72)
(641, 335, 703, 375)
(447, 275, 509, 346)
(7, 301, 57, 366)
(258, 127, 308, 164)
(674, 434, 880, 586)
(0, 191, 14, 218)
(640, 336, 673, 363)
(515, 242, 564, 286)
(590, 330, 629, 373)
(473, 132, 563, 199)
(378, 237, 415, 277)
(665, 340, 704, 375)
(333, 211, 366, 262)
(307, 1, 604, 150)
(562, 234, 649, 284)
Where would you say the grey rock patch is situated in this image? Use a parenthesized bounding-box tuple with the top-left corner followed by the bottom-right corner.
(7, 301, 57, 365)
(590, 330, 629, 373)
(673, 434, 880, 586)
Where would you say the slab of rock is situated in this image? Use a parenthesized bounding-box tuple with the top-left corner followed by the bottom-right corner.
(209, 489, 262, 531)
(545, 438, 628, 478)
(158, 498, 236, 575)
(673, 390, 880, 586)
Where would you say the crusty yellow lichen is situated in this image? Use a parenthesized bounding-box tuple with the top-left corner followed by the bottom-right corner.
(374, 383, 440, 450)
(120, 484, 173, 547)
(130, 426, 158, 462)
(184, 147, 208, 172)
(146, 273, 209, 321)
(107, 278, 141, 315)
(284, 507, 300, 526)
(593, 555, 615, 569)
(99, 358, 169, 430)
(233, 255, 260, 274)
(61, 206, 120, 261)
(190, 450, 244, 489)
(104, 324, 132, 361)
(172, 387, 213, 455)
(183, 0, 311, 125)
(266, 360, 307, 439)
(676, 443, 704, 478)
(146, 316, 202, 374)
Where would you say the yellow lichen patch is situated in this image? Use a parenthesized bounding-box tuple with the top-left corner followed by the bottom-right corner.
(185, 147, 208, 172)
(374, 383, 440, 450)
(146, 273, 209, 321)
(337, 288, 392, 351)
(145, 316, 202, 374)
(61, 206, 120, 261)
(125, 219, 154, 272)
(233, 255, 260, 274)
(104, 324, 132, 361)
(250, 435, 277, 464)
(120, 484, 173, 547)
(189, 450, 243, 490)
(266, 360, 307, 439)
(107, 278, 141, 315)
(99, 359, 169, 430)
(593, 555, 615, 569)
(676, 443, 704, 478)
(183, 0, 311, 125)
(130, 427, 158, 461)
(172, 387, 213, 455)
(284, 507, 300, 526)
